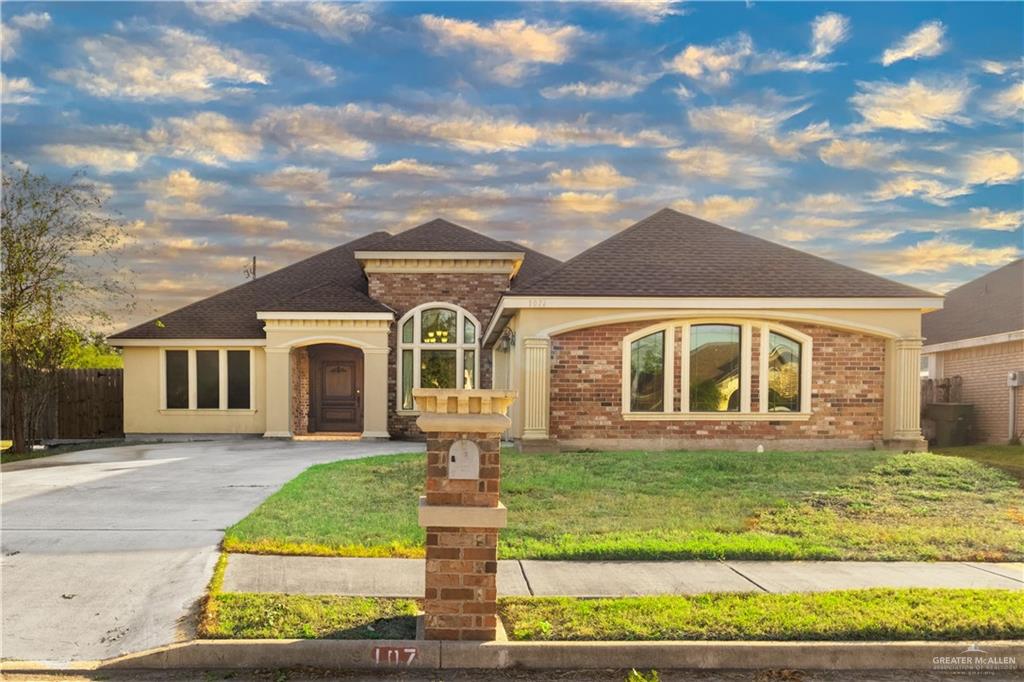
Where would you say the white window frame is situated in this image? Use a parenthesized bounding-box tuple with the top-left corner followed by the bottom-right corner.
(620, 319, 812, 421)
(396, 302, 481, 414)
(160, 347, 257, 412)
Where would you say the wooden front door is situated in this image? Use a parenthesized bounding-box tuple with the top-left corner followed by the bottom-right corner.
(309, 345, 363, 433)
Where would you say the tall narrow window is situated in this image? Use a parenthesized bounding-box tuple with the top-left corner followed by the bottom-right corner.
(165, 350, 188, 409)
(196, 350, 219, 409)
(690, 324, 741, 412)
(227, 350, 251, 409)
(397, 304, 480, 410)
(768, 332, 801, 412)
(630, 331, 664, 412)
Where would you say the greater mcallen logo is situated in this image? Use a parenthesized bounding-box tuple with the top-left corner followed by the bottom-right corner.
(932, 644, 1018, 673)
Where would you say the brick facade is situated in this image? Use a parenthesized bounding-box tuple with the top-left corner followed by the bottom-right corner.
(934, 340, 1024, 443)
(367, 272, 507, 439)
(549, 320, 886, 446)
(423, 432, 501, 640)
(289, 347, 310, 435)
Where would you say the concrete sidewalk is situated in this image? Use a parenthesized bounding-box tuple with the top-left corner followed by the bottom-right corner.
(222, 554, 1024, 597)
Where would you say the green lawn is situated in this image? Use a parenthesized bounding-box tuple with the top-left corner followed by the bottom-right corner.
(199, 589, 1024, 641)
(934, 444, 1024, 483)
(224, 449, 1024, 561)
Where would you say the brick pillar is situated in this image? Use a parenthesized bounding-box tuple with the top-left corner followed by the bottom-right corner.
(413, 389, 516, 641)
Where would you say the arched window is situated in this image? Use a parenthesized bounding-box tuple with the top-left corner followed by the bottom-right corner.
(397, 303, 480, 411)
(767, 332, 801, 412)
(630, 330, 665, 412)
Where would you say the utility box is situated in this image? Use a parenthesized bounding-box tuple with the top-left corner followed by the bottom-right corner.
(922, 402, 975, 447)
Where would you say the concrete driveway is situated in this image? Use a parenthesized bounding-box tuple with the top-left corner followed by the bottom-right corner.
(0, 438, 423, 664)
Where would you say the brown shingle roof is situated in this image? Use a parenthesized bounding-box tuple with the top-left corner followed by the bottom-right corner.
(370, 218, 522, 253)
(506, 240, 562, 289)
(515, 208, 934, 298)
(109, 231, 392, 340)
(922, 259, 1023, 346)
(262, 281, 392, 313)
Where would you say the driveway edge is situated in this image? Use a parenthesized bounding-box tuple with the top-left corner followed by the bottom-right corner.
(3, 639, 1021, 673)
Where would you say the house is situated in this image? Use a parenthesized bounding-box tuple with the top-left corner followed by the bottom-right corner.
(921, 259, 1024, 444)
(108, 209, 942, 451)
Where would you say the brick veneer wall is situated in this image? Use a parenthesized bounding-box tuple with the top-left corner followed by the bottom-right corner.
(423, 431, 501, 640)
(290, 347, 310, 435)
(549, 320, 886, 445)
(367, 272, 507, 439)
(936, 340, 1024, 443)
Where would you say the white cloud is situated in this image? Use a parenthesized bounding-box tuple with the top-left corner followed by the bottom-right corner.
(847, 229, 900, 244)
(189, 1, 371, 42)
(818, 138, 898, 169)
(1, 73, 41, 104)
(983, 82, 1024, 119)
(850, 78, 971, 132)
(543, 120, 676, 148)
(672, 195, 759, 221)
(967, 208, 1024, 231)
(961, 149, 1023, 186)
(881, 20, 947, 66)
(549, 163, 635, 190)
(148, 111, 261, 165)
(472, 163, 499, 177)
(755, 13, 850, 73)
(372, 158, 449, 177)
(541, 77, 651, 100)
(665, 146, 782, 187)
(255, 166, 331, 194)
(669, 33, 753, 86)
(421, 15, 582, 83)
(603, 1, 687, 23)
(2, 12, 51, 59)
(869, 175, 969, 206)
(865, 238, 1019, 275)
(52, 26, 267, 101)
(550, 191, 622, 214)
(42, 144, 142, 174)
(687, 102, 832, 158)
(142, 169, 224, 217)
(785, 193, 866, 214)
(222, 213, 289, 233)
(255, 104, 376, 159)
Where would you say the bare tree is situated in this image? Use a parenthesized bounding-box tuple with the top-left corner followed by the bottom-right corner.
(1, 161, 134, 452)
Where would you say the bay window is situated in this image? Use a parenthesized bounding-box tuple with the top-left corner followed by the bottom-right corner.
(397, 303, 480, 411)
(689, 324, 741, 412)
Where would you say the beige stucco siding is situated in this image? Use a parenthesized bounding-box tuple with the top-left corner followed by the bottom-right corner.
(122, 346, 267, 434)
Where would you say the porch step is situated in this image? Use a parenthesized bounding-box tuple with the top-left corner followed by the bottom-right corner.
(292, 432, 363, 441)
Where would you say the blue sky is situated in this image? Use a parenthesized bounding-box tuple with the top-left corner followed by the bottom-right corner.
(2, 1, 1022, 329)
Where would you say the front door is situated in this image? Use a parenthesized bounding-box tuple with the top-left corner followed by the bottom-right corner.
(309, 345, 363, 433)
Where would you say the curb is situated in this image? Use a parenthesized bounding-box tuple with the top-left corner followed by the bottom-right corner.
(3, 639, 1022, 673)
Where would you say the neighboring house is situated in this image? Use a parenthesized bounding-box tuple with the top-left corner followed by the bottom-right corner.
(108, 209, 942, 451)
(921, 259, 1024, 444)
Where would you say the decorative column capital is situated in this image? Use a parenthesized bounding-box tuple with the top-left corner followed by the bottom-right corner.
(894, 336, 925, 350)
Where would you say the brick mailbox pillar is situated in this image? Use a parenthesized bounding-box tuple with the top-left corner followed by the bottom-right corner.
(412, 388, 516, 641)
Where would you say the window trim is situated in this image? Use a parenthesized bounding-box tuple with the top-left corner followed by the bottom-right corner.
(621, 319, 812, 420)
(396, 302, 481, 414)
(160, 347, 257, 412)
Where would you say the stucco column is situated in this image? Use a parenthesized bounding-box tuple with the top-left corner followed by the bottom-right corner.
(890, 336, 925, 443)
(362, 347, 390, 439)
(263, 347, 292, 438)
(521, 338, 551, 440)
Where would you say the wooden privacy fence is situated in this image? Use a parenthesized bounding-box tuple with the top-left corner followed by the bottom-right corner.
(921, 376, 962, 406)
(2, 368, 123, 441)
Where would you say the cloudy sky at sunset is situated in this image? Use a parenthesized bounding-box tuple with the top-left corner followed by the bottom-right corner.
(2, 1, 1021, 330)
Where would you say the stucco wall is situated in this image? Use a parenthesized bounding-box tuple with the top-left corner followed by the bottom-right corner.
(368, 271, 506, 439)
(122, 346, 267, 434)
(934, 340, 1024, 443)
(546, 319, 885, 448)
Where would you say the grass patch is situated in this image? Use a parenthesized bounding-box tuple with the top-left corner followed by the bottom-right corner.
(934, 444, 1024, 484)
(224, 450, 1024, 561)
(203, 593, 419, 639)
(199, 589, 1024, 641)
(499, 590, 1024, 641)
